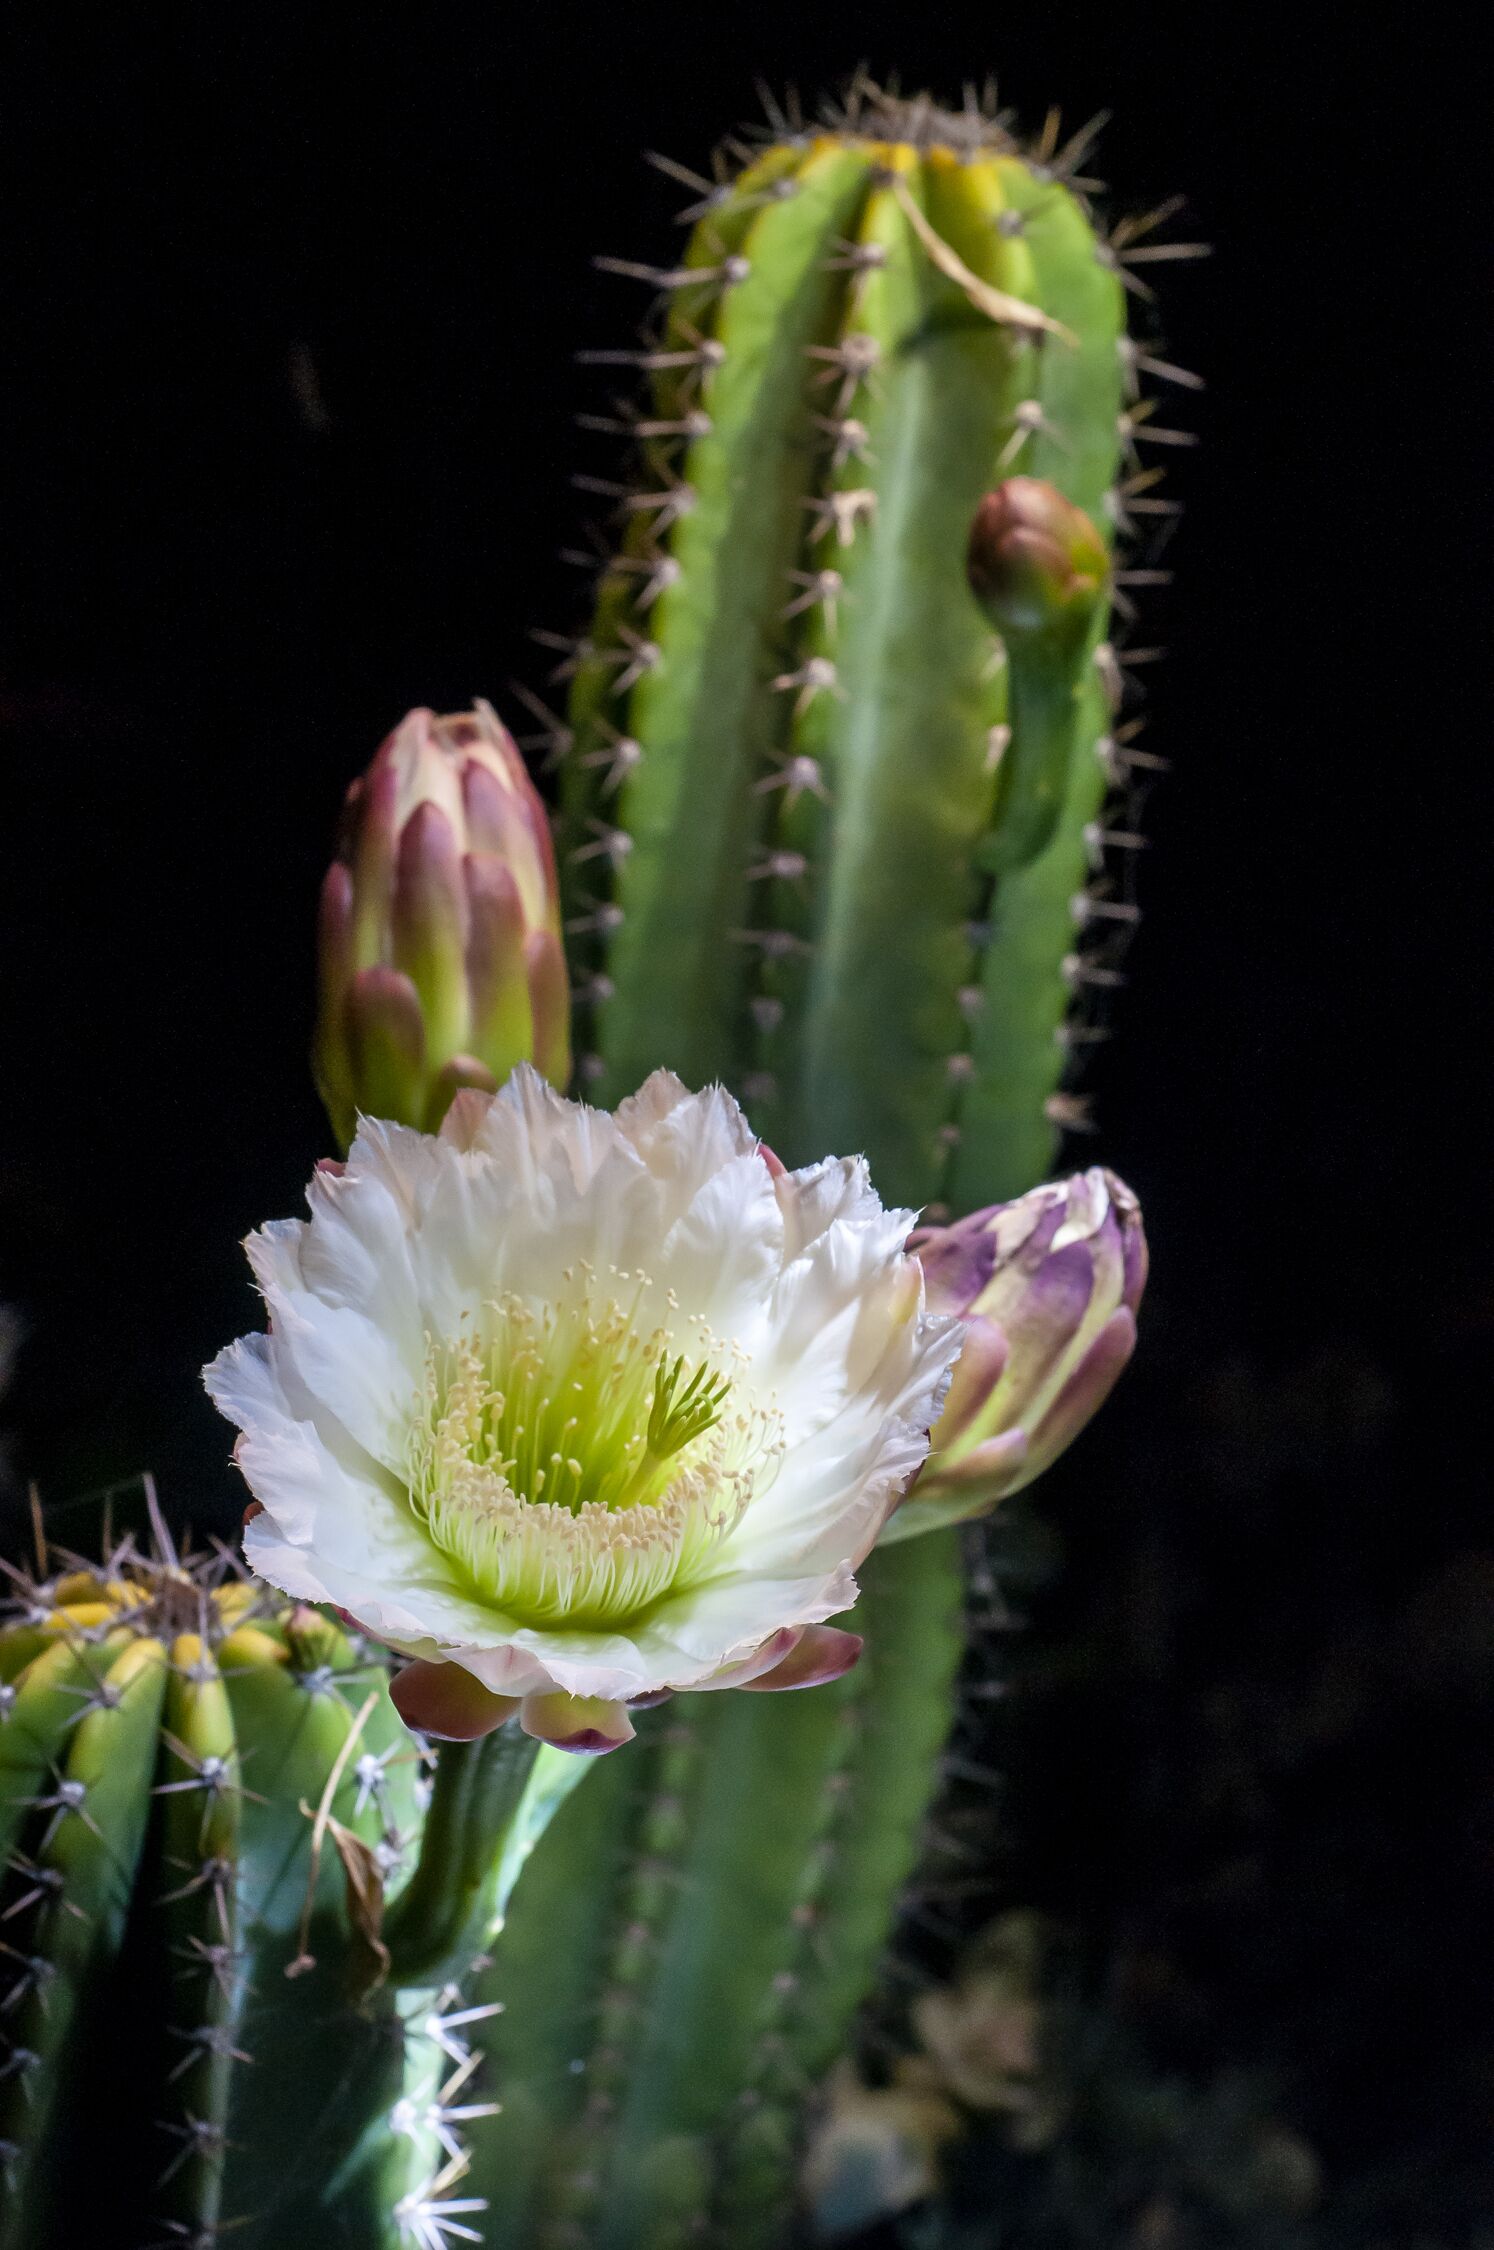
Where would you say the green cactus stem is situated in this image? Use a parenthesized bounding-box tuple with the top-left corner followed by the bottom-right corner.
(553, 83, 1179, 1214)
(485, 80, 1188, 2247)
(0, 1532, 580, 2250)
(466, 1529, 965, 2248)
(383, 1725, 585, 1989)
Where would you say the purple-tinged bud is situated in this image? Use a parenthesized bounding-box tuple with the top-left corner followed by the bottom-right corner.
(313, 702, 570, 1147)
(885, 1168, 1146, 1539)
(966, 478, 1108, 641)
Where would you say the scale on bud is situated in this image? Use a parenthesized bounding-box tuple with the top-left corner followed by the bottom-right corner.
(885, 1167, 1146, 1540)
(313, 702, 570, 1147)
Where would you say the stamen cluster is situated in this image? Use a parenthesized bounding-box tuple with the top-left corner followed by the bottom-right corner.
(406, 1276, 783, 1628)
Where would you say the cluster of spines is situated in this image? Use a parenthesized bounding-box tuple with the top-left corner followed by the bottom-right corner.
(540, 79, 1199, 1208)
(391, 1984, 506, 2250)
(0, 1525, 253, 2242)
(545, 129, 842, 1095)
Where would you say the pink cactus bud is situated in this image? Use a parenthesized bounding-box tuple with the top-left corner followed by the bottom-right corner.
(885, 1169, 1146, 1539)
(966, 478, 1108, 640)
(312, 701, 571, 1147)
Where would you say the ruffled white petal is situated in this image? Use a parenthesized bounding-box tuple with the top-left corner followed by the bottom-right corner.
(772, 1153, 891, 1260)
(456, 1063, 620, 1190)
(256, 1291, 418, 1475)
(613, 1071, 757, 1178)
(649, 1150, 785, 1336)
(208, 1333, 468, 1626)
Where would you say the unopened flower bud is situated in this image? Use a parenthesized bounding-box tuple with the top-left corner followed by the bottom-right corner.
(313, 702, 570, 1146)
(885, 1168, 1146, 1539)
(966, 478, 1108, 640)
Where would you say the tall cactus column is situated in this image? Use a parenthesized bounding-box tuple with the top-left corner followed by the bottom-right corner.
(486, 88, 1158, 2248)
(557, 95, 1134, 1212)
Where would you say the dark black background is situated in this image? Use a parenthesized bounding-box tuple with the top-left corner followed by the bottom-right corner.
(0, 10, 1487, 2241)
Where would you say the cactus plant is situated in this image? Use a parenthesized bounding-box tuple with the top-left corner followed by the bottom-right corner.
(0, 1515, 584, 2249)
(1, 72, 1181, 2250)
(473, 77, 1179, 2249)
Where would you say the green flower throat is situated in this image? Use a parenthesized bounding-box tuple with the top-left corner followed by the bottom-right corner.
(405, 1276, 783, 1629)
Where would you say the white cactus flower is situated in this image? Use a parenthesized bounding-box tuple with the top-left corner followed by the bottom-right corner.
(205, 1068, 959, 1753)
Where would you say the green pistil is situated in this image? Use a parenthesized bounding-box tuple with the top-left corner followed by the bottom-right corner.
(646, 1356, 731, 1463)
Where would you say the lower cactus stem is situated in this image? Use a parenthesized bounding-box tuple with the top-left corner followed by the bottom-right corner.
(470, 1530, 967, 2247)
(386, 1729, 593, 1989)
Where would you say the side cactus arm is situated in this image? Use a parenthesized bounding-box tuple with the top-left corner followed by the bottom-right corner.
(0, 1549, 579, 2250)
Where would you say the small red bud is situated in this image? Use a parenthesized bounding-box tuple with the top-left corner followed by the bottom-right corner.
(966, 478, 1108, 639)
